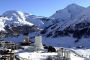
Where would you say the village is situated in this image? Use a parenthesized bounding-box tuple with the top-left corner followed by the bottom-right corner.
(0, 34, 72, 60)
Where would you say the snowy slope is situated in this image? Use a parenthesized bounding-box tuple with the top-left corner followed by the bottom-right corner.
(69, 7, 90, 28)
(2, 10, 34, 26)
(41, 4, 90, 39)
(26, 15, 44, 28)
(42, 4, 86, 37)
(0, 10, 45, 32)
(50, 4, 85, 19)
(0, 17, 7, 31)
(49, 4, 85, 30)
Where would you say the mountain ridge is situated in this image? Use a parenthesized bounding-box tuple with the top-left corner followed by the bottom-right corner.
(40, 4, 90, 39)
(1, 4, 90, 38)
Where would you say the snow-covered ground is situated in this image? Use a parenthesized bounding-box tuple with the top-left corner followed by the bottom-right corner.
(70, 49, 90, 60)
(16, 48, 90, 60)
(70, 53, 84, 60)
(72, 49, 90, 58)
(18, 52, 57, 60)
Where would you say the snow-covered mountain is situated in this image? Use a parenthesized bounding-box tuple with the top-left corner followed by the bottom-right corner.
(50, 4, 85, 29)
(0, 10, 45, 31)
(50, 4, 85, 19)
(42, 4, 90, 39)
(0, 4, 90, 38)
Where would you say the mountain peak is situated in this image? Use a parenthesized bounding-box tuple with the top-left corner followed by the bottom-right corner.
(2, 10, 32, 17)
(50, 3, 85, 19)
(66, 3, 85, 9)
(68, 3, 79, 6)
(2, 10, 23, 17)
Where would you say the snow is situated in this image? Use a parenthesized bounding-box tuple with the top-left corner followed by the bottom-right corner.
(49, 4, 85, 31)
(72, 49, 90, 58)
(0, 17, 7, 31)
(0, 10, 45, 32)
(2, 10, 34, 26)
(18, 52, 57, 60)
(17, 48, 90, 60)
(70, 53, 84, 60)
(45, 4, 90, 35)
(26, 15, 45, 28)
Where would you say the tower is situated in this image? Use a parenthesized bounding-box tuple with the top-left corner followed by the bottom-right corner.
(34, 36, 44, 51)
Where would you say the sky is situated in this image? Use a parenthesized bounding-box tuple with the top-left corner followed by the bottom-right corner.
(0, 0, 90, 17)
